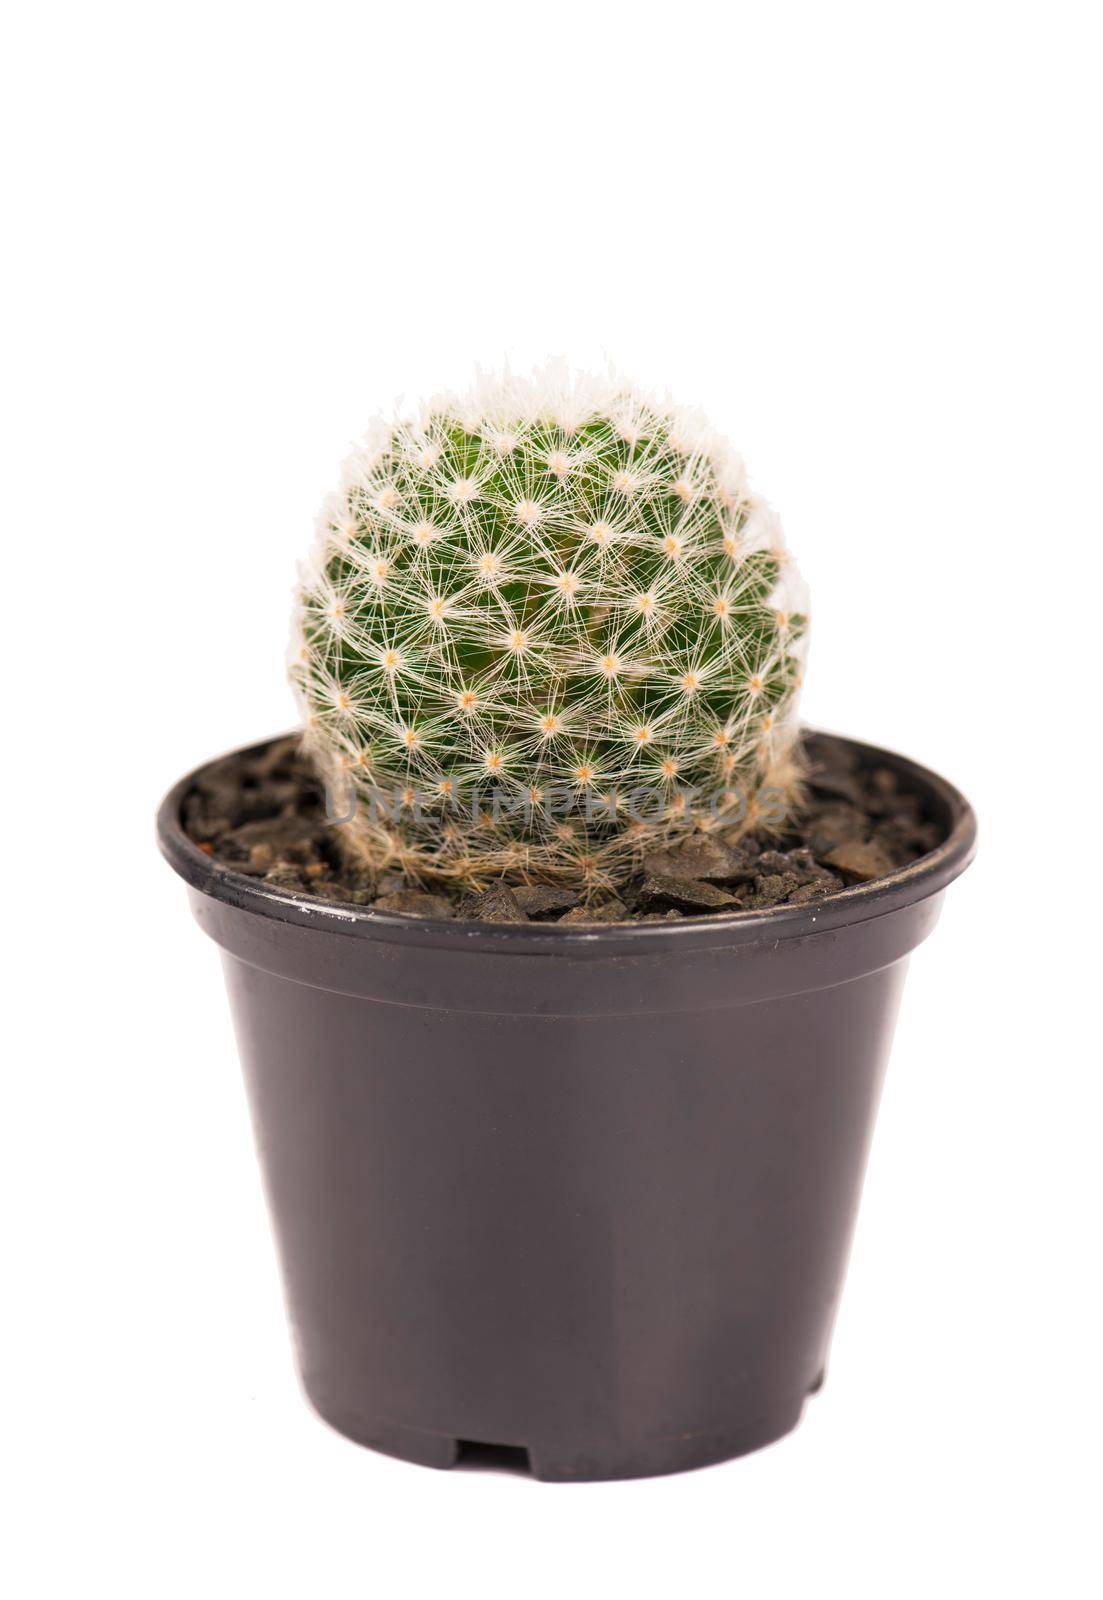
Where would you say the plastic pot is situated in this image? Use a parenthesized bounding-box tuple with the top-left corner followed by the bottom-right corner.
(158, 730, 975, 1481)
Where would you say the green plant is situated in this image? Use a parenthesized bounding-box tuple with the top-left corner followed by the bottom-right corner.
(290, 367, 808, 892)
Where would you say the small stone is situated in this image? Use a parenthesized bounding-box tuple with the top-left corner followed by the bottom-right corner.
(511, 885, 581, 920)
(373, 870, 411, 896)
(911, 820, 942, 853)
(641, 836, 750, 883)
(749, 871, 803, 907)
(863, 767, 907, 816)
(373, 889, 455, 919)
(785, 845, 824, 876)
(803, 803, 869, 857)
(254, 779, 305, 812)
(182, 793, 224, 842)
(221, 815, 321, 862)
(248, 735, 303, 780)
(341, 886, 376, 904)
(752, 849, 792, 874)
(307, 880, 358, 903)
(808, 766, 863, 804)
(871, 818, 919, 860)
(754, 847, 826, 885)
(457, 884, 527, 923)
(195, 780, 289, 828)
(558, 900, 628, 924)
(872, 795, 938, 853)
(635, 874, 743, 913)
(263, 865, 307, 890)
(786, 875, 844, 905)
(823, 839, 897, 884)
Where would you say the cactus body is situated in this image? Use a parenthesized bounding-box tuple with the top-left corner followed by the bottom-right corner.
(291, 368, 808, 892)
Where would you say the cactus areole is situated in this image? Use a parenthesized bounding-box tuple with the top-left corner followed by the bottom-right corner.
(290, 367, 808, 892)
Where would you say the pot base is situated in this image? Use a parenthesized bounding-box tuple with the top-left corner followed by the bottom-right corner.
(305, 1386, 814, 1482)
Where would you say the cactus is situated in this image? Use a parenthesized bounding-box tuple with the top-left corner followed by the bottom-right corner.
(290, 367, 808, 893)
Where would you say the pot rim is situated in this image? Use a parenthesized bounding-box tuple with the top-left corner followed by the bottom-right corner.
(157, 728, 976, 952)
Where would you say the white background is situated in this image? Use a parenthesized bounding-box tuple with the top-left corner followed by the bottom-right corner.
(3, 2, 1100, 1595)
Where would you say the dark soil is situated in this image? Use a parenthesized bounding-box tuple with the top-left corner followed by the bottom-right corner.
(182, 734, 945, 925)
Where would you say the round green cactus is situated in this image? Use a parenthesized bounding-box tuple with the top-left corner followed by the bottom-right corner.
(290, 368, 808, 892)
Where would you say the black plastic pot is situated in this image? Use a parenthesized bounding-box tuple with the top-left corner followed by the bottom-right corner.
(158, 730, 975, 1481)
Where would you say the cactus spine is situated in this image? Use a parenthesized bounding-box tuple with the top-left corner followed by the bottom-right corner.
(290, 367, 808, 893)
